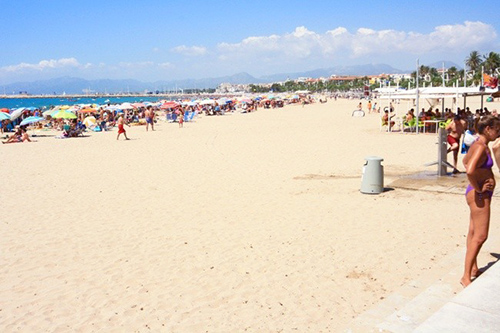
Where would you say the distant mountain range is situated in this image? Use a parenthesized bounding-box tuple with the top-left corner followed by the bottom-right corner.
(0, 62, 461, 95)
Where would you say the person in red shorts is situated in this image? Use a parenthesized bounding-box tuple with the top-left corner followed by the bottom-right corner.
(116, 114, 130, 140)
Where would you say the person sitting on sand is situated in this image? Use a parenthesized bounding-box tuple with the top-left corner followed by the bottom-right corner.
(2, 126, 33, 144)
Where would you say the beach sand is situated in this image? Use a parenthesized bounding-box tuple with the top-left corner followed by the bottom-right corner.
(1, 97, 500, 331)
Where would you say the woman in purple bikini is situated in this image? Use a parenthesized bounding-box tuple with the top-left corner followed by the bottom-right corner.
(461, 115, 500, 287)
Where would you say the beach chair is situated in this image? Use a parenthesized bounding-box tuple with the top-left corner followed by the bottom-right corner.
(188, 111, 196, 122)
(184, 111, 190, 122)
(439, 119, 452, 129)
(403, 118, 416, 132)
(166, 113, 173, 123)
(171, 113, 178, 122)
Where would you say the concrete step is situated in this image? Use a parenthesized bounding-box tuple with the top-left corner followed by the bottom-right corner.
(345, 250, 464, 333)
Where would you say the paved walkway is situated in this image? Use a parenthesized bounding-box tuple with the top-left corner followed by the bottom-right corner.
(414, 259, 500, 332)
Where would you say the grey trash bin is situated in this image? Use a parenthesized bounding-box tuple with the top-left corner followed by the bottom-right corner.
(361, 156, 384, 194)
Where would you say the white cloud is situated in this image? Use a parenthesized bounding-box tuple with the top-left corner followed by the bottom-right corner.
(118, 61, 154, 68)
(171, 45, 207, 56)
(158, 62, 174, 69)
(2, 57, 82, 72)
(215, 21, 497, 65)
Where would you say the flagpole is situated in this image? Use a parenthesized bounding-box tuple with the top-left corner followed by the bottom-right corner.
(481, 66, 485, 111)
(416, 59, 420, 134)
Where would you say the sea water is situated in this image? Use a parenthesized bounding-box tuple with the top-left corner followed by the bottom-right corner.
(0, 96, 168, 110)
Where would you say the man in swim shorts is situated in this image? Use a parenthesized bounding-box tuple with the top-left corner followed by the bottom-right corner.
(446, 115, 466, 173)
(145, 105, 155, 131)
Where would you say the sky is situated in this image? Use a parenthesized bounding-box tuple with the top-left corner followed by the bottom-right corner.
(1, 0, 498, 84)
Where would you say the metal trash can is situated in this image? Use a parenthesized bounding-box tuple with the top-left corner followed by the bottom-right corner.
(361, 156, 384, 194)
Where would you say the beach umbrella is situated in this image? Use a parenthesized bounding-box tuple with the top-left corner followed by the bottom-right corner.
(0, 108, 9, 113)
(52, 110, 77, 119)
(119, 102, 134, 110)
(83, 116, 96, 127)
(43, 109, 55, 117)
(20, 116, 44, 126)
(200, 99, 215, 105)
(105, 105, 121, 111)
(0, 112, 10, 121)
(78, 108, 97, 114)
(10, 107, 25, 121)
(161, 101, 179, 109)
(132, 102, 146, 108)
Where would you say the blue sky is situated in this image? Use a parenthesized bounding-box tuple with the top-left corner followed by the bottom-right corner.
(1, 0, 498, 84)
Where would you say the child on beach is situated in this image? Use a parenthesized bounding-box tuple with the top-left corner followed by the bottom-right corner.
(178, 110, 184, 128)
(116, 115, 130, 140)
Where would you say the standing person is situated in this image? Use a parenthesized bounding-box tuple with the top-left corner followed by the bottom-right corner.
(367, 100, 372, 113)
(145, 105, 155, 131)
(446, 115, 467, 173)
(116, 114, 130, 140)
(461, 115, 500, 287)
(372, 102, 378, 113)
(178, 108, 184, 128)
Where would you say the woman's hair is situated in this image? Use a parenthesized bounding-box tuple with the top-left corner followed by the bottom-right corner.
(475, 115, 500, 134)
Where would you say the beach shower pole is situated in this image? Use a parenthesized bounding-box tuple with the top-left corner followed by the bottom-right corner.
(416, 59, 420, 134)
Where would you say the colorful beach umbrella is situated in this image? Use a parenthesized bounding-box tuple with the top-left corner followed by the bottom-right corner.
(0, 108, 9, 113)
(83, 116, 96, 127)
(52, 110, 77, 119)
(160, 101, 179, 109)
(0, 112, 10, 121)
(78, 108, 97, 114)
(20, 116, 44, 126)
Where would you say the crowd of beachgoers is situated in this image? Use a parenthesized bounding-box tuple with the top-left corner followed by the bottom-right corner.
(1, 94, 323, 143)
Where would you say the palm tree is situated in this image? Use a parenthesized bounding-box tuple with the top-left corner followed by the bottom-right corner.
(448, 66, 458, 80)
(483, 51, 500, 74)
(466, 51, 482, 73)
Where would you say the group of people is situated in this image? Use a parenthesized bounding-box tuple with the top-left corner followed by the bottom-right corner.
(2, 125, 32, 144)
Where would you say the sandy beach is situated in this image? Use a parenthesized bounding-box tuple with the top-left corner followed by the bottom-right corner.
(2, 97, 500, 332)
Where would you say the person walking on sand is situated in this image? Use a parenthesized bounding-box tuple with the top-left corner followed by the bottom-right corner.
(116, 114, 130, 140)
(145, 105, 155, 131)
(461, 115, 500, 287)
(367, 100, 372, 113)
(446, 115, 466, 173)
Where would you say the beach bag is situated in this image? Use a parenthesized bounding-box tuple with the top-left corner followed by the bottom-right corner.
(93, 126, 102, 132)
(463, 130, 476, 147)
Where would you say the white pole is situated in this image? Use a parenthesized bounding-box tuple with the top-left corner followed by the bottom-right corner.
(416, 59, 420, 134)
(464, 62, 467, 88)
(442, 62, 445, 87)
